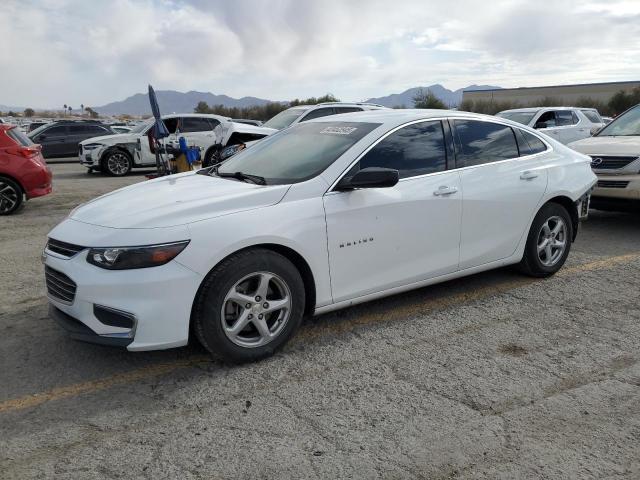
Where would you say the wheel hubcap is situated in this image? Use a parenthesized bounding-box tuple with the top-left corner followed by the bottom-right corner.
(107, 153, 129, 174)
(0, 181, 19, 213)
(221, 271, 292, 348)
(537, 216, 567, 267)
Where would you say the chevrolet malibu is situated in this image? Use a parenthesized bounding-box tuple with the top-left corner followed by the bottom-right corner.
(44, 110, 596, 362)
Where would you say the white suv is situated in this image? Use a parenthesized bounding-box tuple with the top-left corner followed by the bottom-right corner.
(496, 107, 605, 145)
(78, 114, 276, 176)
(569, 104, 640, 211)
(262, 102, 387, 130)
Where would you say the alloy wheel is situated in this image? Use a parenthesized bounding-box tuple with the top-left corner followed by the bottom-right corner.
(107, 153, 130, 175)
(537, 215, 567, 267)
(221, 271, 292, 348)
(0, 181, 19, 214)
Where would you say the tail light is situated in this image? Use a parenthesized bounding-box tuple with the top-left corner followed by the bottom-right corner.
(7, 145, 41, 158)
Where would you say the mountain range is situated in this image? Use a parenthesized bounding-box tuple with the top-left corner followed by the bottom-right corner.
(94, 90, 275, 116)
(2, 84, 502, 116)
(364, 84, 500, 108)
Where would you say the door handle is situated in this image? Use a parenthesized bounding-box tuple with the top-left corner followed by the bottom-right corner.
(433, 185, 458, 196)
(520, 171, 539, 180)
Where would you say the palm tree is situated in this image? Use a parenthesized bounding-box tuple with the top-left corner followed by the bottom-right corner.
(63, 104, 67, 116)
(68, 106, 72, 115)
(80, 104, 84, 117)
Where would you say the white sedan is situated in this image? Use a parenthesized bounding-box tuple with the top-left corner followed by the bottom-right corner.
(44, 110, 596, 362)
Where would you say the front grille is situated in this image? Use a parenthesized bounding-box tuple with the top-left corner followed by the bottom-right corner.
(590, 156, 638, 170)
(46, 238, 85, 258)
(45, 266, 77, 304)
(597, 180, 630, 189)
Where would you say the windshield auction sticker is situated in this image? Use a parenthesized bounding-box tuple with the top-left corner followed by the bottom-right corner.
(319, 126, 358, 135)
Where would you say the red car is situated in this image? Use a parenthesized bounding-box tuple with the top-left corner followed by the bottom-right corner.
(0, 124, 52, 214)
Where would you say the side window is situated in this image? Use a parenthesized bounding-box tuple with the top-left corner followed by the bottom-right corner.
(44, 125, 68, 136)
(86, 125, 109, 134)
(520, 130, 547, 154)
(513, 128, 532, 156)
(334, 107, 363, 114)
(535, 111, 556, 128)
(556, 110, 575, 126)
(299, 108, 335, 122)
(355, 121, 446, 179)
(182, 117, 214, 132)
(454, 120, 519, 167)
(163, 118, 179, 134)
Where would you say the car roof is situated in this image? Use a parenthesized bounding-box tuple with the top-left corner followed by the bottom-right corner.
(499, 106, 579, 113)
(304, 108, 514, 129)
(162, 113, 232, 121)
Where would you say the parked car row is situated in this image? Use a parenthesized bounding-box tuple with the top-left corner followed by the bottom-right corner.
(78, 114, 277, 176)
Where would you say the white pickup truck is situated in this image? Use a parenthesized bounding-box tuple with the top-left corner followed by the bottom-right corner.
(78, 113, 276, 176)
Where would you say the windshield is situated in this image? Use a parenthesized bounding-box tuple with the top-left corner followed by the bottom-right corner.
(597, 105, 640, 136)
(217, 121, 380, 184)
(28, 123, 51, 137)
(130, 120, 153, 134)
(496, 111, 537, 125)
(262, 109, 307, 130)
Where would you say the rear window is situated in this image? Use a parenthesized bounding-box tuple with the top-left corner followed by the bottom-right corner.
(6, 127, 34, 146)
(263, 109, 307, 130)
(496, 111, 537, 125)
(581, 110, 602, 123)
(218, 121, 380, 184)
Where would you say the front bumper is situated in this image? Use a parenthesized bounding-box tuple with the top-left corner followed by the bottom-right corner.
(592, 173, 640, 201)
(78, 146, 106, 167)
(44, 245, 203, 351)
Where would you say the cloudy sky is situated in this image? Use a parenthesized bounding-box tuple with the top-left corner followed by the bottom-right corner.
(2, 0, 640, 108)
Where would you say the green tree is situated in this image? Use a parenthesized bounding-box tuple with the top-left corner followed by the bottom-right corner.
(194, 101, 211, 114)
(23, 108, 35, 117)
(413, 89, 446, 109)
(84, 107, 99, 119)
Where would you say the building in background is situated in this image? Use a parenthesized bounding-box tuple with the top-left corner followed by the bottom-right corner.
(463, 80, 640, 105)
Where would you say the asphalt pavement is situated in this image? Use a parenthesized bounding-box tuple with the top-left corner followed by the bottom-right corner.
(1, 163, 639, 479)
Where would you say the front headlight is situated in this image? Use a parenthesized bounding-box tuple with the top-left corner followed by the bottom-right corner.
(220, 143, 246, 161)
(83, 143, 104, 151)
(87, 241, 190, 270)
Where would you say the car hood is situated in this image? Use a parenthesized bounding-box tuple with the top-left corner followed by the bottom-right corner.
(70, 172, 290, 229)
(569, 135, 640, 155)
(80, 132, 137, 145)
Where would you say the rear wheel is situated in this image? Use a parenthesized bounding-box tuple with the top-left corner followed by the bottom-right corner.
(519, 203, 572, 277)
(0, 177, 23, 215)
(193, 249, 305, 363)
(203, 146, 221, 168)
(103, 150, 132, 176)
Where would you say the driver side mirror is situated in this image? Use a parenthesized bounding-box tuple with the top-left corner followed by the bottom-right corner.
(534, 122, 547, 129)
(336, 167, 399, 190)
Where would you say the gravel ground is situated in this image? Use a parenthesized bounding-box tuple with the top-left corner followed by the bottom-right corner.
(1, 163, 639, 479)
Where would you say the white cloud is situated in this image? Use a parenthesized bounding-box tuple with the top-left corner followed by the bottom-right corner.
(1, 0, 639, 108)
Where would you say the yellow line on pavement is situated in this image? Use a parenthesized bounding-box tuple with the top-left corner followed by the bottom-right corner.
(1, 252, 639, 415)
(0, 357, 209, 414)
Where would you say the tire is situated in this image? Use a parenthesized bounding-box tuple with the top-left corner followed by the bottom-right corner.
(519, 202, 573, 277)
(102, 150, 132, 176)
(193, 249, 305, 363)
(203, 146, 221, 168)
(0, 177, 24, 215)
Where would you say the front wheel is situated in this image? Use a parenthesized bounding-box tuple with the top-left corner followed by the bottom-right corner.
(103, 150, 132, 176)
(519, 203, 573, 277)
(193, 249, 305, 363)
(0, 177, 24, 215)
